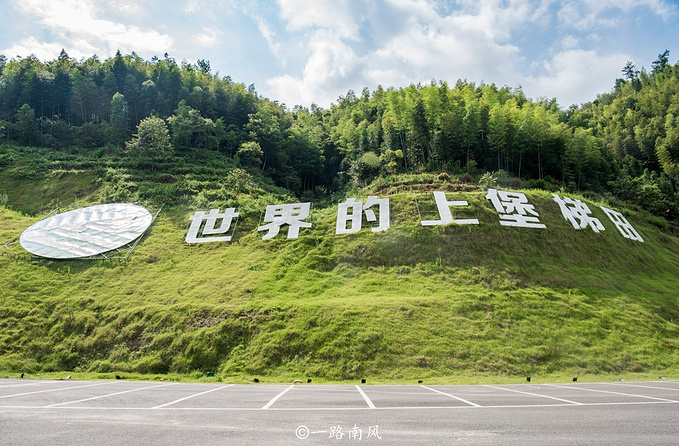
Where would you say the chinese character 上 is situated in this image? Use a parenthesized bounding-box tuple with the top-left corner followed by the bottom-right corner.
(421, 191, 479, 226)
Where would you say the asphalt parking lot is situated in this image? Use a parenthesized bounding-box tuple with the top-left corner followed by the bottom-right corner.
(1, 378, 678, 445)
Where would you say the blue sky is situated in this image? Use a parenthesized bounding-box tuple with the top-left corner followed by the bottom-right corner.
(1, 0, 677, 109)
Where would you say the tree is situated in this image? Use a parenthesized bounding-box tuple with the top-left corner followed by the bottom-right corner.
(16, 103, 37, 145)
(125, 116, 173, 171)
(656, 114, 679, 183)
(652, 49, 670, 74)
(236, 141, 263, 168)
(167, 100, 217, 152)
(487, 104, 508, 171)
(110, 92, 130, 145)
(622, 61, 639, 81)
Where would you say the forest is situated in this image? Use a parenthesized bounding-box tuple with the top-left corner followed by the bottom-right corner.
(0, 49, 678, 223)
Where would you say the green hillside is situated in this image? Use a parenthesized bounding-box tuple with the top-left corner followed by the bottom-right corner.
(1, 50, 679, 382)
(2, 168, 679, 382)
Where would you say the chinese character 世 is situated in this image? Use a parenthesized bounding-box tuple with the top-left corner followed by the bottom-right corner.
(421, 191, 479, 226)
(553, 194, 605, 232)
(336, 196, 390, 234)
(258, 202, 312, 240)
(485, 188, 546, 228)
(185, 208, 239, 243)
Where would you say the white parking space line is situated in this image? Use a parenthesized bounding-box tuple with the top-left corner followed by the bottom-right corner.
(548, 384, 679, 402)
(599, 382, 679, 392)
(262, 385, 294, 410)
(0, 381, 114, 400)
(0, 382, 44, 388)
(485, 385, 583, 405)
(420, 385, 481, 407)
(355, 385, 376, 409)
(47, 383, 176, 408)
(152, 384, 235, 409)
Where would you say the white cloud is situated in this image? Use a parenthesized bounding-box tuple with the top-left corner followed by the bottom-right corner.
(109, 1, 144, 15)
(11, 0, 173, 58)
(277, 0, 366, 39)
(185, 0, 200, 14)
(268, 0, 530, 107)
(192, 28, 222, 47)
(524, 49, 629, 106)
(252, 15, 282, 60)
(2, 37, 77, 61)
(562, 35, 580, 49)
(268, 30, 361, 107)
(558, 0, 677, 30)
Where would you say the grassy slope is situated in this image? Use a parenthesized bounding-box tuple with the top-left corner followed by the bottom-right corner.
(1, 172, 679, 383)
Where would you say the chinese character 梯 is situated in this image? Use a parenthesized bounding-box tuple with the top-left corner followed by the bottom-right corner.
(553, 194, 605, 232)
(421, 191, 479, 226)
(185, 208, 239, 243)
(336, 196, 390, 234)
(258, 202, 312, 240)
(485, 188, 546, 228)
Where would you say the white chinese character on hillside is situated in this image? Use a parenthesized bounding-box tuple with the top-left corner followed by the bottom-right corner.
(553, 194, 605, 232)
(600, 206, 644, 242)
(485, 188, 546, 228)
(185, 208, 239, 243)
(421, 191, 479, 226)
(336, 196, 390, 234)
(258, 202, 312, 240)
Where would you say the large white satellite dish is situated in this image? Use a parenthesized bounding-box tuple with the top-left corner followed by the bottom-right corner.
(20, 203, 153, 259)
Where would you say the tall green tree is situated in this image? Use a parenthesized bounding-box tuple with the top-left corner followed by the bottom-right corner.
(16, 103, 37, 146)
(125, 116, 173, 171)
(110, 92, 130, 145)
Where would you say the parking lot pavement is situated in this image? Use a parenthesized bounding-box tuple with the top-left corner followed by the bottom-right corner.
(1, 379, 679, 445)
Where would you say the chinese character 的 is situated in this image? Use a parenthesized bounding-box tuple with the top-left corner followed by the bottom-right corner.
(421, 191, 479, 226)
(336, 196, 390, 234)
(258, 202, 312, 240)
(185, 208, 239, 243)
(553, 194, 605, 232)
(600, 206, 644, 242)
(485, 188, 546, 228)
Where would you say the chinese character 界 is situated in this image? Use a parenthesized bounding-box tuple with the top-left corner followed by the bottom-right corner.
(553, 194, 605, 232)
(485, 188, 546, 228)
(600, 206, 644, 242)
(258, 202, 312, 240)
(185, 208, 239, 243)
(421, 191, 479, 226)
(336, 196, 390, 234)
